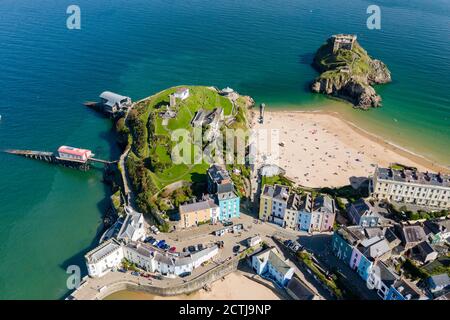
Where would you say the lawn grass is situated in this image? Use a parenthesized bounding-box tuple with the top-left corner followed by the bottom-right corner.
(127, 85, 248, 197)
(261, 175, 294, 187)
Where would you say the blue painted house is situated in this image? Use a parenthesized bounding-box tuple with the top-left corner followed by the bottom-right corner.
(298, 212, 312, 232)
(333, 226, 393, 282)
(207, 164, 240, 221)
(216, 183, 240, 221)
(332, 226, 365, 266)
(386, 279, 423, 300)
(296, 193, 312, 232)
(356, 254, 373, 281)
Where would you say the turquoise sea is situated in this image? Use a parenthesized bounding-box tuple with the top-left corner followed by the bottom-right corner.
(0, 0, 448, 299)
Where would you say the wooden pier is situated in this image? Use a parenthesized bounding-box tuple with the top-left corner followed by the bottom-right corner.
(4, 149, 117, 171)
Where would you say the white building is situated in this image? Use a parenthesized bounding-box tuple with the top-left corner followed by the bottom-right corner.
(246, 235, 262, 247)
(251, 247, 294, 287)
(371, 166, 450, 210)
(85, 239, 124, 278)
(117, 206, 146, 242)
(85, 239, 219, 278)
(367, 261, 399, 300)
(259, 164, 286, 178)
(128, 243, 218, 276)
(99, 91, 131, 114)
(123, 241, 155, 271)
(173, 87, 190, 100)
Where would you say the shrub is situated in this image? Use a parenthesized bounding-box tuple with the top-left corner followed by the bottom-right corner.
(402, 259, 430, 280)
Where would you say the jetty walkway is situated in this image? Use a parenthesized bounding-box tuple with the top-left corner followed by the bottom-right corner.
(4, 148, 117, 170)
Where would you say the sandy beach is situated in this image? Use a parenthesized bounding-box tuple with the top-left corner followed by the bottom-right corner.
(105, 272, 283, 300)
(250, 109, 449, 188)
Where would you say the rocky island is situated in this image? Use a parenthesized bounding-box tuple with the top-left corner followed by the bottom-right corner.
(311, 34, 391, 109)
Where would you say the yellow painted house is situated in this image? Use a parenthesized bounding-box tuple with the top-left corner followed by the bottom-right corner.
(179, 199, 218, 229)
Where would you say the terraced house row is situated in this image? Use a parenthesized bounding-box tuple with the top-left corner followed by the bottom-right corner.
(370, 166, 450, 210)
(85, 239, 218, 278)
(259, 184, 336, 233)
(332, 226, 427, 300)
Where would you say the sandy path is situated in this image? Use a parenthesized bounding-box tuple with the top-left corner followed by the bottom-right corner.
(250, 110, 448, 188)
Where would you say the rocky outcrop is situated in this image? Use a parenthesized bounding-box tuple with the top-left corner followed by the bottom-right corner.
(311, 35, 391, 109)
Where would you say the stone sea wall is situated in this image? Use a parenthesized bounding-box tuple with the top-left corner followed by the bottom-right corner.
(93, 256, 240, 300)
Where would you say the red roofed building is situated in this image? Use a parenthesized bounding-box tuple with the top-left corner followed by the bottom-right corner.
(57, 146, 93, 163)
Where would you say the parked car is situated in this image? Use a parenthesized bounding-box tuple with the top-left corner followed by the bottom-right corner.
(233, 245, 240, 253)
(169, 247, 176, 253)
(179, 272, 191, 278)
(183, 247, 188, 252)
(144, 236, 155, 243)
(131, 271, 139, 276)
(216, 241, 224, 248)
(157, 240, 166, 249)
(118, 268, 126, 273)
(197, 244, 204, 251)
(284, 239, 292, 247)
(188, 245, 196, 253)
(223, 221, 233, 227)
(163, 244, 170, 250)
(151, 225, 160, 235)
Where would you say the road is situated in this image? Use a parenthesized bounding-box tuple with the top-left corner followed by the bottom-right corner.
(281, 232, 381, 300)
(152, 213, 329, 299)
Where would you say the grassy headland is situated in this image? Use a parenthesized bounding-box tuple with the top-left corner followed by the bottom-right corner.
(119, 86, 253, 225)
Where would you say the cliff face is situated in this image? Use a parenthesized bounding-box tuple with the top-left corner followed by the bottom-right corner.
(311, 36, 391, 109)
